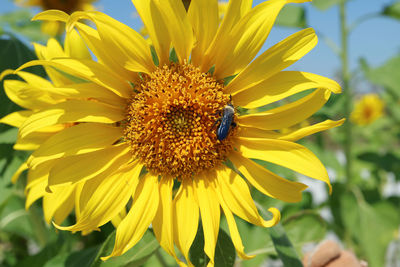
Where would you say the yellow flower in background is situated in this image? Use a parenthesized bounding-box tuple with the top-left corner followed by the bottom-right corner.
(2, 0, 344, 265)
(351, 93, 384, 125)
(14, 0, 97, 35)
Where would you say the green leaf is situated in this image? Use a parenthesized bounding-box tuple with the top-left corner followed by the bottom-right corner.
(236, 218, 274, 267)
(357, 152, 400, 180)
(190, 225, 236, 267)
(90, 230, 160, 267)
(0, 37, 45, 77)
(276, 5, 307, 28)
(312, 0, 343, 10)
(0, 194, 35, 240)
(269, 223, 303, 267)
(382, 1, 400, 20)
(340, 192, 400, 267)
(360, 55, 400, 99)
(44, 246, 99, 267)
(14, 239, 65, 267)
(284, 212, 327, 249)
(0, 128, 18, 144)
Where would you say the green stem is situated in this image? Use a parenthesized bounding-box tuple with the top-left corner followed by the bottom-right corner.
(28, 205, 48, 247)
(340, 1, 352, 185)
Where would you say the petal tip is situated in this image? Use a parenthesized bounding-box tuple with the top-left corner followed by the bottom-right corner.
(263, 207, 281, 228)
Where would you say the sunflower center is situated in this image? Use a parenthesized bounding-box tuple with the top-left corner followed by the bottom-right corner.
(124, 63, 236, 179)
(41, 0, 80, 14)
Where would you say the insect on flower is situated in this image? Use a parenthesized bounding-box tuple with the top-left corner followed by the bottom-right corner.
(216, 97, 236, 141)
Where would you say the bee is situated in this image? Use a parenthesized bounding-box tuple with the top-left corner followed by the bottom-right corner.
(215, 101, 236, 141)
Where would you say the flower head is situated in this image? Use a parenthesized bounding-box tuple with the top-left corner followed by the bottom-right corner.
(2, 0, 343, 265)
(350, 93, 384, 125)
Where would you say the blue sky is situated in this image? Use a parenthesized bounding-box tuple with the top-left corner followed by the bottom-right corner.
(1, 0, 399, 79)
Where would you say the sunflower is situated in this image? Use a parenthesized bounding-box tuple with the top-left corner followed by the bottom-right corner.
(14, 0, 97, 35)
(2, 0, 343, 265)
(350, 93, 384, 125)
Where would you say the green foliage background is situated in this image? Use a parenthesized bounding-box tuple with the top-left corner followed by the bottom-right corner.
(0, 1, 400, 267)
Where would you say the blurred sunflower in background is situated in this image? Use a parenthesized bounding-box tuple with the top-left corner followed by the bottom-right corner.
(1, 0, 343, 265)
(351, 93, 384, 126)
(14, 0, 97, 35)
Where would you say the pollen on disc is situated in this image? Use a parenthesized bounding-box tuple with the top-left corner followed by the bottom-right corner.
(124, 63, 237, 179)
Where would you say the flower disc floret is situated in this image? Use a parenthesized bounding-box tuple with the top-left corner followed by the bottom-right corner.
(124, 63, 236, 178)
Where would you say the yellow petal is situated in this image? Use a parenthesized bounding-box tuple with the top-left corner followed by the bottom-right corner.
(15, 70, 53, 88)
(214, 0, 287, 79)
(235, 137, 331, 193)
(195, 172, 220, 266)
(202, 0, 252, 73)
(0, 110, 33, 128)
(43, 183, 75, 223)
(64, 29, 92, 60)
(0, 69, 14, 80)
(232, 71, 341, 109)
(44, 38, 66, 58)
(25, 177, 47, 210)
(73, 22, 137, 82)
(28, 123, 123, 168)
(214, 179, 254, 260)
(16, 59, 132, 98)
(49, 82, 126, 107)
(26, 160, 54, 192)
(52, 190, 75, 225)
(225, 28, 317, 94)
(187, 0, 218, 67)
(3, 80, 58, 110)
(15, 124, 65, 151)
(57, 161, 143, 231)
(216, 166, 284, 226)
(11, 162, 28, 183)
(32, 10, 69, 23)
(229, 151, 307, 202)
(33, 42, 72, 86)
(277, 119, 345, 141)
(153, 0, 193, 64)
(131, 0, 171, 66)
(111, 208, 127, 228)
(19, 100, 124, 139)
(237, 89, 331, 130)
(101, 172, 159, 260)
(237, 126, 280, 139)
(67, 11, 155, 74)
(153, 176, 181, 263)
(238, 119, 345, 141)
(48, 144, 131, 186)
(173, 178, 199, 266)
(74, 179, 92, 219)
